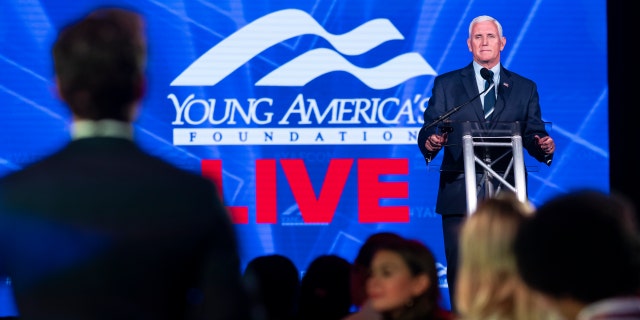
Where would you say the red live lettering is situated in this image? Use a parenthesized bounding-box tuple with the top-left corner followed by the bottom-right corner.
(201, 158, 409, 224)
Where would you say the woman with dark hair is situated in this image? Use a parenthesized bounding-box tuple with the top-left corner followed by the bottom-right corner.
(366, 237, 452, 320)
(344, 232, 404, 320)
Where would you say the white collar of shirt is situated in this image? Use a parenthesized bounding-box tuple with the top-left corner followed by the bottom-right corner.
(72, 119, 133, 140)
(577, 296, 640, 320)
(473, 61, 500, 94)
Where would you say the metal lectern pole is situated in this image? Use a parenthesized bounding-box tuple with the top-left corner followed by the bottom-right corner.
(462, 134, 477, 215)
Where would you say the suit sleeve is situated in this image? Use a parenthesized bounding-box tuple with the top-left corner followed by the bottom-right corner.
(418, 76, 447, 164)
(522, 82, 552, 164)
(188, 181, 253, 320)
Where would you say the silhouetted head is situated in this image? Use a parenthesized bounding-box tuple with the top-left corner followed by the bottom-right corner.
(243, 254, 300, 320)
(53, 7, 147, 122)
(514, 189, 640, 304)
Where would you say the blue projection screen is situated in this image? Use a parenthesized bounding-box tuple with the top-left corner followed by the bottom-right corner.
(0, 0, 607, 309)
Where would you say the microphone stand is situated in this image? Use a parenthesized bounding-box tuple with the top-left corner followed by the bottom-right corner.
(422, 82, 495, 131)
(421, 76, 496, 195)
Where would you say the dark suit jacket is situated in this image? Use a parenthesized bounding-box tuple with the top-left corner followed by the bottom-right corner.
(418, 63, 551, 215)
(0, 137, 251, 320)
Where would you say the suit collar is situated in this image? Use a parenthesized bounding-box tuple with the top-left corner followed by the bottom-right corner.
(492, 67, 514, 120)
(462, 63, 486, 120)
(461, 63, 516, 123)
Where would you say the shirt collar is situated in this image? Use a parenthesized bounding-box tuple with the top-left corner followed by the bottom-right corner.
(473, 61, 501, 92)
(473, 61, 500, 80)
(72, 119, 133, 140)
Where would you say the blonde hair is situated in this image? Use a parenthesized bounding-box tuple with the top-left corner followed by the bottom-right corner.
(455, 192, 556, 320)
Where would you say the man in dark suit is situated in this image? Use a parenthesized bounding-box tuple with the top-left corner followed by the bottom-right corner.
(0, 7, 251, 320)
(417, 15, 555, 311)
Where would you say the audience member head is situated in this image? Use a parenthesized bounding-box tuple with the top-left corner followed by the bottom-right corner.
(456, 192, 557, 320)
(52, 6, 147, 122)
(243, 254, 300, 320)
(366, 237, 450, 320)
(514, 189, 640, 319)
(350, 232, 405, 308)
(297, 254, 352, 320)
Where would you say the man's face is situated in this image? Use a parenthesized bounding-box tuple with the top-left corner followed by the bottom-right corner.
(467, 20, 506, 67)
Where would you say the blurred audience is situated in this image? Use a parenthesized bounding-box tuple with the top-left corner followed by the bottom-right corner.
(344, 232, 404, 320)
(455, 192, 560, 320)
(0, 6, 250, 320)
(367, 236, 452, 320)
(514, 189, 640, 320)
(243, 254, 300, 320)
(296, 254, 352, 320)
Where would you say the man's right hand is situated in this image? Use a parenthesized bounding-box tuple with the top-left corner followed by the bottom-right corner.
(424, 133, 448, 151)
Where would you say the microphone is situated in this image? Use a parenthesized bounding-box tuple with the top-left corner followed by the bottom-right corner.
(423, 69, 495, 130)
(480, 67, 493, 82)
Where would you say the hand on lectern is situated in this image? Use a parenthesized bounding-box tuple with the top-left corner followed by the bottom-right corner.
(535, 135, 555, 155)
(535, 135, 555, 165)
(424, 132, 448, 152)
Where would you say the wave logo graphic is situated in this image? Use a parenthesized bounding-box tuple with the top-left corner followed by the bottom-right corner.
(171, 9, 436, 89)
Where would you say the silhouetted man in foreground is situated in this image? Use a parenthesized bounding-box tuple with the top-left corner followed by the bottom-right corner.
(0, 7, 250, 320)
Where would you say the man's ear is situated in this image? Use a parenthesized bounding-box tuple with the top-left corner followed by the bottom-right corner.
(411, 273, 430, 296)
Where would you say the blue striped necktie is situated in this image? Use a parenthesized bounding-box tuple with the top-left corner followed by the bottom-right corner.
(484, 70, 495, 118)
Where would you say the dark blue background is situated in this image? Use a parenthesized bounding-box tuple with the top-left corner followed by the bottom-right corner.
(0, 0, 608, 311)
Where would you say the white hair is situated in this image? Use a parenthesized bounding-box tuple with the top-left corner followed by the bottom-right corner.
(468, 15, 503, 38)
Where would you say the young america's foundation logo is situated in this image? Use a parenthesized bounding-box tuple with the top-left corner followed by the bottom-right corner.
(169, 9, 433, 146)
(170, 9, 436, 89)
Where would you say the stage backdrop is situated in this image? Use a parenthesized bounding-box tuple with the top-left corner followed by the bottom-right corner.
(0, 0, 607, 310)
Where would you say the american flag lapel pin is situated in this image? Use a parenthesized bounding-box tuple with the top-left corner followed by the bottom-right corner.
(503, 82, 509, 88)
